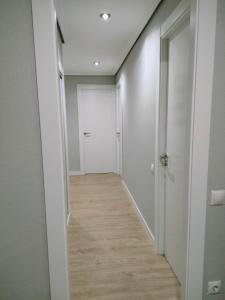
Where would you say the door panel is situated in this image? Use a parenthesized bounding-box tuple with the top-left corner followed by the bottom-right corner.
(165, 20, 192, 285)
(79, 87, 117, 173)
(116, 87, 122, 175)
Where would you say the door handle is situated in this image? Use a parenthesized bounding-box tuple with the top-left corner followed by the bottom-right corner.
(84, 132, 91, 137)
(160, 153, 168, 167)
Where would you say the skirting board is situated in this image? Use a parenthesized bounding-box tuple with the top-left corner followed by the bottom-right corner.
(122, 180, 155, 242)
(69, 171, 83, 176)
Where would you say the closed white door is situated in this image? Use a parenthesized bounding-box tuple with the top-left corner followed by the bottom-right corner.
(78, 86, 117, 174)
(165, 20, 192, 285)
(116, 86, 123, 175)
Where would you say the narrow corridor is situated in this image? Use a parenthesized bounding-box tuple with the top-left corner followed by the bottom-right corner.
(68, 173, 180, 300)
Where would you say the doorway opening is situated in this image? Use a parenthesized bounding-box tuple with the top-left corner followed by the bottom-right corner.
(60, 1, 192, 299)
(32, 0, 213, 299)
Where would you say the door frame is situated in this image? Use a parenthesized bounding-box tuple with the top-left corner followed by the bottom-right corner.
(32, 0, 218, 299)
(32, 1, 70, 299)
(58, 40, 70, 221)
(155, 0, 218, 299)
(59, 74, 71, 223)
(77, 84, 119, 174)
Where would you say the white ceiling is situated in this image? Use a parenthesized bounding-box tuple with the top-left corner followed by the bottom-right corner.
(55, 0, 161, 76)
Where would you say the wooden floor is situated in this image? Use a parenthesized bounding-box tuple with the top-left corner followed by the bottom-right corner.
(68, 173, 180, 300)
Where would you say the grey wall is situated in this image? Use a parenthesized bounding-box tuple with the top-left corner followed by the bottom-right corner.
(65, 76, 115, 171)
(204, 1, 225, 299)
(116, 0, 180, 234)
(0, 1, 50, 299)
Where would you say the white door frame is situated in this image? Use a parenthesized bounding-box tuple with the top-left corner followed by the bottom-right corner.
(59, 74, 71, 223)
(32, 0, 218, 299)
(77, 84, 118, 174)
(58, 43, 70, 221)
(32, 1, 70, 300)
(155, 0, 218, 299)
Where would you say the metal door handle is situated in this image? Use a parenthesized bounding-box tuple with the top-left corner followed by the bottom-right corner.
(160, 153, 168, 167)
(84, 132, 91, 136)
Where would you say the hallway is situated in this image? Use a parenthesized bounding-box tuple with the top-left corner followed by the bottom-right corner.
(68, 174, 180, 300)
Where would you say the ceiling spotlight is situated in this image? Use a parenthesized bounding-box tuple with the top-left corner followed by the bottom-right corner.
(100, 13, 111, 21)
(94, 61, 100, 66)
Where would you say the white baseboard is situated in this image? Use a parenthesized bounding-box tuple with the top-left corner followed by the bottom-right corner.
(122, 180, 155, 242)
(67, 212, 71, 226)
(69, 171, 83, 176)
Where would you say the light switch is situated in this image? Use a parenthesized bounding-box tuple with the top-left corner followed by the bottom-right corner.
(210, 190, 225, 206)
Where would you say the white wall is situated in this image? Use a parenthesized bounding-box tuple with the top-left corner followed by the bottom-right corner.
(0, 0, 50, 299)
(65, 75, 115, 172)
(116, 0, 180, 235)
(203, 0, 225, 298)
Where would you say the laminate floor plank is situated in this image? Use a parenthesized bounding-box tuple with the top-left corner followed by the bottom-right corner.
(68, 173, 180, 300)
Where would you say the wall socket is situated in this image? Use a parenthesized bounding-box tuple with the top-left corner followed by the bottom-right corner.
(207, 280, 222, 295)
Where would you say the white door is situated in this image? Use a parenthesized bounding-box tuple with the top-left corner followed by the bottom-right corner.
(164, 20, 192, 285)
(116, 86, 123, 175)
(78, 86, 117, 174)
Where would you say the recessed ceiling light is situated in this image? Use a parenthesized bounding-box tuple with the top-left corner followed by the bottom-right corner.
(100, 13, 111, 21)
(94, 61, 100, 66)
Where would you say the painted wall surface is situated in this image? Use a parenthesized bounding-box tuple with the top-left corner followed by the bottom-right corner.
(204, 1, 225, 299)
(64, 76, 115, 172)
(0, 1, 50, 299)
(116, 0, 180, 235)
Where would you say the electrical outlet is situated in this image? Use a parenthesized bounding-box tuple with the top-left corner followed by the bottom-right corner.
(207, 280, 222, 295)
